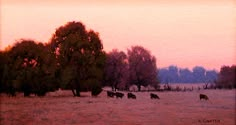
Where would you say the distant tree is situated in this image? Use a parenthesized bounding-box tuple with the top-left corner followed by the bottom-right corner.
(6, 40, 58, 96)
(158, 66, 217, 84)
(167, 65, 179, 83)
(127, 46, 159, 91)
(205, 70, 217, 83)
(179, 68, 194, 83)
(50, 21, 105, 96)
(103, 49, 128, 91)
(158, 68, 169, 83)
(216, 65, 236, 89)
(158, 66, 179, 83)
(192, 66, 206, 83)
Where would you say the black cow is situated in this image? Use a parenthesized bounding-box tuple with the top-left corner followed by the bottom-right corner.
(200, 94, 209, 100)
(150, 93, 160, 99)
(127, 93, 136, 99)
(107, 91, 115, 98)
(115, 92, 124, 98)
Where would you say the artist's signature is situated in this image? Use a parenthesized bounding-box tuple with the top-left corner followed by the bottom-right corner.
(198, 119, 221, 124)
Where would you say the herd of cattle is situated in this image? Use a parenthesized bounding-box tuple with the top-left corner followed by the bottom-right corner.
(106, 91, 209, 100)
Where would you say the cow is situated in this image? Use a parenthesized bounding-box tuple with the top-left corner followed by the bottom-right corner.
(150, 93, 160, 99)
(127, 93, 136, 99)
(107, 91, 116, 98)
(199, 94, 209, 100)
(115, 92, 124, 98)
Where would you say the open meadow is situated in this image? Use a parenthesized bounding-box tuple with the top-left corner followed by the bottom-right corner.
(0, 88, 235, 125)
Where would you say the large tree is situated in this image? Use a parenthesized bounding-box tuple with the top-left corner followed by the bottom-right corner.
(6, 40, 57, 96)
(127, 46, 159, 91)
(50, 21, 105, 96)
(0, 50, 12, 94)
(216, 65, 236, 89)
(104, 49, 128, 91)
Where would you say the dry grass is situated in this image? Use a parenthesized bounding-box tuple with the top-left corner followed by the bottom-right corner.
(0, 89, 235, 125)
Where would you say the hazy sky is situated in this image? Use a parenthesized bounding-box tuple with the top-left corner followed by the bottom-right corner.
(1, 0, 235, 71)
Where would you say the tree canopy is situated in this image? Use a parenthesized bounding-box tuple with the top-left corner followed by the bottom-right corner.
(127, 46, 159, 91)
(216, 65, 236, 89)
(103, 49, 128, 91)
(50, 21, 105, 96)
(158, 65, 218, 83)
(0, 40, 57, 96)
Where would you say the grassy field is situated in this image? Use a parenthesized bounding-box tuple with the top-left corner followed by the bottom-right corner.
(0, 89, 235, 125)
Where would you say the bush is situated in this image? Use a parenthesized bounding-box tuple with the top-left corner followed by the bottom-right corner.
(91, 85, 102, 96)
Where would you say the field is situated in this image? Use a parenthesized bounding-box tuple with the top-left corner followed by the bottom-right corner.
(0, 88, 235, 125)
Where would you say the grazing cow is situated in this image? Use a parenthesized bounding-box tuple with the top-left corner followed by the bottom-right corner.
(150, 93, 160, 99)
(107, 91, 115, 98)
(127, 93, 136, 99)
(200, 94, 209, 100)
(115, 92, 124, 98)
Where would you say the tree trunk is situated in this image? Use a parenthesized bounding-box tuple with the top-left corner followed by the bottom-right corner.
(71, 89, 76, 96)
(75, 88, 80, 97)
(9, 86, 16, 97)
(70, 79, 80, 97)
(125, 84, 129, 91)
(24, 91, 31, 97)
(138, 85, 141, 91)
(114, 84, 118, 91)
(75, 83, 81, 97)
(112, 86, 114, 91)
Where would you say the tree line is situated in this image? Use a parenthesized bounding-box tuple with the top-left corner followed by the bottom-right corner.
(158, 65, 235, 89)
(158, 65, 218, 83)
(0, 21, 235, 97)
(0, 21, 159, 97)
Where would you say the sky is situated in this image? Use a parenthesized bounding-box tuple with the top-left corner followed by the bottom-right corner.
(1, 0, 235, 71)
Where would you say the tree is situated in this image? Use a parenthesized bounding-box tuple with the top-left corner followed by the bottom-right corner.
(158, 66, 218, 83)
(0, 50, 13, 95)
(127, 46, 159, 91)
(158, 68, 169, 83)
(7, 40, 58, 96)
(216, 65, 236, 89)
(205, 70, 217, 83)
(179, 68, 194, 83)
(192, 66, 206, 83)
(158, 66, 180, 83)
(50, 21, 105, 96)
(167, 65, 179, 83)
(103, 49, 128, 91)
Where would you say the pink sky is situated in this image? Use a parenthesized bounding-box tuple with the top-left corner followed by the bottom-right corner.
(1, 0, 235, 71)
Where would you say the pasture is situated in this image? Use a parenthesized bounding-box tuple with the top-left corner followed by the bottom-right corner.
(0, 89, 235, 125)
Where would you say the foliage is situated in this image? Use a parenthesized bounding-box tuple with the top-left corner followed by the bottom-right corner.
(158, 66, 218, 83)
(103, 49, 128, 91)
(0, 50, 13, 95)
(127, 46, 159, 91)
(1, 40, 58, 96)
(216, 65, 236, 89)
(50, 21, 105, 96)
